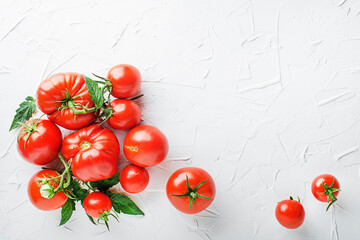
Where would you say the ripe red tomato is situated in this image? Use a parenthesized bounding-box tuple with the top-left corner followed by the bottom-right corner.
(311, 174, 340, 209)
(120, 164, 149, 193)
(36, 73, 96, 130)
(28, 169, 68, 211)
(275, 197, 305, 229)
(17, 119, 62, 165)
(84, 192, 112, 218)
(61, 124, 120, 181)
(107, 64, 141, 98)
(107, 99, 141, 130)
(123, 125, 168, 167)
(166, 167, 216, 214)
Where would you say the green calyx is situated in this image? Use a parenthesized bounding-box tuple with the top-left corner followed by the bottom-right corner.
(171, 175, 213, 210)
(80, 141, 91, 150)
(56, 89, 96, 116)
(97, 209, 119, 231)
(17, 117, 42, 149)
(317, 179, 340, 211)
(38, 155, 75, 200)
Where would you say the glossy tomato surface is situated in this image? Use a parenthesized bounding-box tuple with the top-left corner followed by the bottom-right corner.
(120, 164, 149, 193)
(123, 125, 168, 167)
(166, 167, 216, 214)
(107, 64, 141, 98)
(275, 199, 305, 229)
(36, 73, 95, 130)
(61, 124, 120, 181)
(107, 99, 141, 130)
(311, 174, 340, 202)
(17, 119, 62, 165)
(28, 169, 68, 211)
(84, 192, 112, 218)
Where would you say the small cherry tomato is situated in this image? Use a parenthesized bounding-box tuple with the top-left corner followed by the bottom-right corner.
(166, 167, 216, 214)
(311, 174, 340, 210)
(120, 164, 149, 193)
(107, 99, 141, 130)
(123, 125, 168, 167)
(84, 192, 112, 218)
(275, 197, 305, 229)
(28, 169, 68, 211)
(17, 119, 62, 165)
(107, 64, 141, 98)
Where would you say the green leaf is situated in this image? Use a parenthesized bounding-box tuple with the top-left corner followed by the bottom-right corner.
(84, 76, 105, 110)
(9, 96, 36, 131)
(70, 180, 89, 206)
(87, 214, 96, 225)
(59, 198, 76, 226)
(90, 173, 120, 192)
(108, 192, 144, 216)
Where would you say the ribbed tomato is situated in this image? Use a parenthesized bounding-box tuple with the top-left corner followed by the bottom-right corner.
(36, 73, 96, 130)
(61, 124, 120, 181)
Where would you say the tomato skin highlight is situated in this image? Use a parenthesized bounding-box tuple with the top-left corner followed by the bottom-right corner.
(123, 125, 168, 167)
(61, 124, 120, 181)
(166, 167, 216, 214)
(36, 73, 96, 130)
(17, 119, 62, 165)
(120, 164, 149, 193)
(107, 99, 141, 130)
(311, 174, 340, 202)
(107, 64, 141, 98)
(275, 199, 305, 229)
(27, 170, 68, 211)
(84, 192, 112, 218)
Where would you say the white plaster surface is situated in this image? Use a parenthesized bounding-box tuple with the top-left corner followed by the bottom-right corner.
(1, 0, 360, 239)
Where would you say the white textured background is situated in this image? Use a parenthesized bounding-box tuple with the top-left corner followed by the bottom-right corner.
(1, 0, 360, 239)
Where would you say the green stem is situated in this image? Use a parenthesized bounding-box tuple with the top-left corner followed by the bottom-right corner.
(130, 94, 144, 101)
(68, 101, 96, 114)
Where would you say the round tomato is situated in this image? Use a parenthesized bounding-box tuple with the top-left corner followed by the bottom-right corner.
(107, 64, 141, 98)
(17, 119, 62, 165)
(166, 167, 215, 214)
(311, 174, 340, 210)
(120, 164, 149, 193)
(84, 192, 112, 218)
(275, 197, 305, 229)
(123, 125, 168, 167)
(36, 73, 96, 130)
(28, 169, 68, 211)
(107, 99, 141, 130)
(61, 124, 120, 181)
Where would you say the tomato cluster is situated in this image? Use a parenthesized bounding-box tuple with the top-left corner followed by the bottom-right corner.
(11, 63, 216, 230)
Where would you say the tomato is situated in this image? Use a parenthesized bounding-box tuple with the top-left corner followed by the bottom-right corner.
(28, 169, 68, 211)
(84, 192, 112, 218)
(123, 125, 168, 167)
(107, 64, 141, 98)
(120, 164, 149, 193)
(17, 119, 62, 165)
(36, 73, 96, 130)
(107, 99, 141, 130)
(275, 197, 305, 229)
(61, 124, 120, 181)
(166, 167, 215, 214)
(311, 174, 340, 210)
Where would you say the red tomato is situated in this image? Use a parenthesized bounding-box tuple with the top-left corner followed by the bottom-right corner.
(275, 198, 305, 229)
(28, 169, 68, 211)
(17, 119, 62, 165)
(123, 125, 168, 167)
(311, 174, 340, 209)
(107, 99, 141, 130)
(166, 167, 216, 214)
(84, 192, 112, 218)
(120, 164, 149, 193)
(107, 64, 141, 98)
(36, 73, 96, 130)
(61, 124, 120, 181)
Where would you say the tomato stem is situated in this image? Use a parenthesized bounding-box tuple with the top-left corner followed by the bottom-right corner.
(317, 179, 340, 211)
